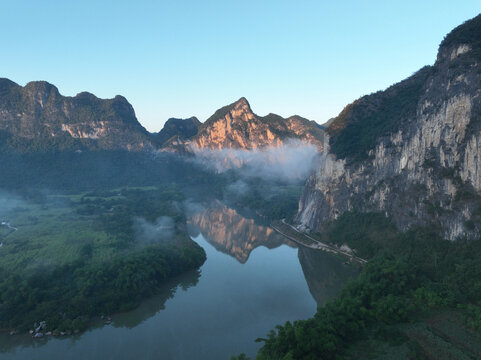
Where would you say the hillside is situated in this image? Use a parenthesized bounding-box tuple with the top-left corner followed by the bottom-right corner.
(151, 116, 201, 147)
(298, 13, 481, 240)
(0, 79, 151, 152)
(0, 79, 324, 153)
(162, 97, 325, 151)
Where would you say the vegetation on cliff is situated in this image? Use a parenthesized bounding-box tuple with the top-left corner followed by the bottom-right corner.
(0, 79, 150, 152)
(327, 66, 432, 162)
(440, 13, 481, 60)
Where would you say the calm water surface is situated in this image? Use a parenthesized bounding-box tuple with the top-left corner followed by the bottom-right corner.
(0, 203, 356, 360)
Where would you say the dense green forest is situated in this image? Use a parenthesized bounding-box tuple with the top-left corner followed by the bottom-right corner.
(0, 185, 206, 333)
(0, 151, 226, 193)
(233, 212, 481, 359)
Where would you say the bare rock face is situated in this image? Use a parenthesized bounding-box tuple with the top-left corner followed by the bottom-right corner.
(298, 14, 481, 240)
(0, 79, 151, 151)
(163, 97, 325, 152)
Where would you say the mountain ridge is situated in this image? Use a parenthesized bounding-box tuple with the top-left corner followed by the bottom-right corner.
(0, 78, 151, 152)
(163, 97, 325, 152)
(0, 80, 324, 152)
(298, 13, 481, 240)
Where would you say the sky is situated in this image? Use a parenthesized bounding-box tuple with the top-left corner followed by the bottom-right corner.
(1, 1, 480, 132)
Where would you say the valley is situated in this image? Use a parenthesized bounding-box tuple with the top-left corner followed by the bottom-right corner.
(0, 192, 356, 360)
(1, 10, 481, 360)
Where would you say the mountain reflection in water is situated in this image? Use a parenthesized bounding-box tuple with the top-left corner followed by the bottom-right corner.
(187, 201, 294, 263)
(187, 201, 358, 306)
(298, 247, 358, 306)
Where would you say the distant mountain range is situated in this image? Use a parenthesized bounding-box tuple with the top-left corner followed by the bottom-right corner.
(0, 78, 150, 152)
(161, 97, 325, 152)
(0, 79, 324, 153)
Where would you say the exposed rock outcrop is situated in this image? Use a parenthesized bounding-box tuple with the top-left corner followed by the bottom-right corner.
(0, 79, 151, 151)
(0, 79, 324, 153)
(163, 97, 325, 152)
(298, 14, 481, 240)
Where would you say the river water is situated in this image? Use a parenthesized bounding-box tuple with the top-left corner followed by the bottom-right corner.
(0, 202, 356, 360)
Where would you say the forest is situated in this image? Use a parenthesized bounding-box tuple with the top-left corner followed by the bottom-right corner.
(0, 185, 206, 333)
(232, 212, 481, 359)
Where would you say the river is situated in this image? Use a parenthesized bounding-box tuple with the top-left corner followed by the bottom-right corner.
(0, 202, 357, 360)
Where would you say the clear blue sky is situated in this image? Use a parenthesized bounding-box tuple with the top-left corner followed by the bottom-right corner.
(1, 1, 480, 132)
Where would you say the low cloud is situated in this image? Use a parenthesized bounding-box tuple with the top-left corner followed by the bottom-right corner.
(225, 180, 249, 196)
(0, 190, 27, 220)
(133, 216, 175, 244)
(190, 139, 319, 183)
(182, 199, 206, 216)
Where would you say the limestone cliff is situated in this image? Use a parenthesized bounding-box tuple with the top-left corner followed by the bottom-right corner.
(298, 14, 481, 240)
(0, 79, 151, 151)
(0, 79, 324, 153)
(164, 97, 325, 152)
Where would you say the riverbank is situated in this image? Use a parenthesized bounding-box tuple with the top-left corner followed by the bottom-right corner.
(270, 219, 367, 264)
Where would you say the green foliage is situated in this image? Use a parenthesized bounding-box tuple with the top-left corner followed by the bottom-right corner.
(153, 117, 201, 146)
(255, 212, 481, 359)
(231, 354, 251, 360)
(0, 186, 206, 332)
(0, 151, 227, 192)
(327, 66, 432, 162)
(257, 255, 421, 360)
(0, 80, 148, 153)
(440, 14, 481, 60)
(324, 211, 397, 258)
(465, 305, 481, 331)
(0, 242, 205, 332)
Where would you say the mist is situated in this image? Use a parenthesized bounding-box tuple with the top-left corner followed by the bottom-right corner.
(182, 199, 206, 216)
(0, 190, 26, 220)
(225, 180, 249, 196)
(190, 139, 319, 183)
(133, 216, 175, 244)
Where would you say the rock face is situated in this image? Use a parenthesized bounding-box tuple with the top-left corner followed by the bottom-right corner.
(0, 79, 324, 153)
(0, 79, 151, 151)
(298, 14, 481, 240)
(164, 97, 325, 152)
(152, 116, 201, 147)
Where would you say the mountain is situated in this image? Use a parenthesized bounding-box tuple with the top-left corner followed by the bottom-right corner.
(0, 79, 151, 152)
(297, 14, 481, 240)
(0, 79, 324, 153)
(162, 97, 325, 151)
(152, 116, 201, 147)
